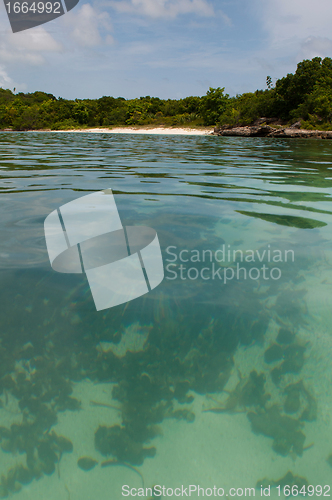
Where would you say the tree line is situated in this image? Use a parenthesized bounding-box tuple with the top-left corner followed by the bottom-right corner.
(1, 56, 332, 131)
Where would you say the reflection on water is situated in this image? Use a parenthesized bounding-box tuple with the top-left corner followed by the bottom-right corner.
(0, 132, 332, 498)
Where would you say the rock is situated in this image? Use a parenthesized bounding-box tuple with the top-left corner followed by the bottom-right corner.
(213, 125, 332, 139)
(215, 125, 274, 137)
(290, 120, 302, 129)
(253, 117, 279, 126)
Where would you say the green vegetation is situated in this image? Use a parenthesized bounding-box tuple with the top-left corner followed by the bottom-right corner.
(1, 56, 332, 130)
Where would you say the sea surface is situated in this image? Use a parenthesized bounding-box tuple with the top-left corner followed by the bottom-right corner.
(0, 131, 332, 499)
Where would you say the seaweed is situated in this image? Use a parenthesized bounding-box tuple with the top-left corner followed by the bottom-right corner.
(327, 454, 332, 468)
(270, 342, 307, 385)
(236, 211, 326, 229)
(101, 459, 145, 487)
(173, 381, 194, 404)
(95, 425, 156, 466)
(257, 470, 309, 490)
(283, 382, 302, 414)
(247, 405, 306, 457)
(77, 457, 98, 471)
(276, 328, 295, 345)
(264, 344, 284, 364)
(0, 253, 317, 493)
(169, 409, 195, 422)
(299, 386, 317, 422)
(204, 370, 270, 414)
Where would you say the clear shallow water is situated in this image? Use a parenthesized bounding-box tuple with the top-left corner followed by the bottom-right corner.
(1, 132, 332, 498)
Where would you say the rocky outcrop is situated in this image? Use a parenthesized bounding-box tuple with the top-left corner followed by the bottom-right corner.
(213, 125, 332, 139)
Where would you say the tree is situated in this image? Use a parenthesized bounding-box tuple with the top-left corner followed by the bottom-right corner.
(199, 87, 229, 125)
(274, 57, 332, 118)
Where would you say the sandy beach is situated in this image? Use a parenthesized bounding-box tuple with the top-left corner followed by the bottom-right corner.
(51, 126, 214, 136)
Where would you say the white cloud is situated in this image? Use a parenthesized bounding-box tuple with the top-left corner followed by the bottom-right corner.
(299, 36, 332, 61)
(0, 65, 14, 87)
(109, 0, 214, 18)
(9, 28, 62, 52)
(250, 0, 332, 77)
(65, 4, 113, 46)
(0, 25, 62, 65)
(258, 0, 332, 45)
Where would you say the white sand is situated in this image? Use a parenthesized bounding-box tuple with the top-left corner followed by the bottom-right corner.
(51, 127, 214, 136)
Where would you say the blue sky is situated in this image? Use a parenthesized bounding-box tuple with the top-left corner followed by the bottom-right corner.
(0, 0, 332, 99)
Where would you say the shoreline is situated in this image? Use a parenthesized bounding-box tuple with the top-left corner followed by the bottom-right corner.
(57, 126, 214, 136)
(0, 126, 214, 136)
(2, 124, 332, 138)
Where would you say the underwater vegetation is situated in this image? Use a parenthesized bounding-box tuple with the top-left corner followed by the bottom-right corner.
(326, 454, 332, 468)
(264, 324, 308, 385)
(95, 424, 156, 466)
(0, 245, 319, 495)
(0, 426, 72, 497)
(236, 211, 327, 229)
(203, 362, 315, 458)
(203, 317, 316, 458)
(77, 457, 98, 471)
(101, 459, 145, 487)
(248, 405, 306, 457)
(257, 471, 309, 490)
(203, 370, 270, 414)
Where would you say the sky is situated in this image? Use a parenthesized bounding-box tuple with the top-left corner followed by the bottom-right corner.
(0, 0, 332, 99)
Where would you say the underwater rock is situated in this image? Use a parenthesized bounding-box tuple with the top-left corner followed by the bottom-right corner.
(247, 405, 306, 457)
(95, 425, 156, 466)
(77, 457, 98, 471)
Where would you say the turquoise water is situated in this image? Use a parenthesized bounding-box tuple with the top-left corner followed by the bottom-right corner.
(1, 132, 332, 498)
